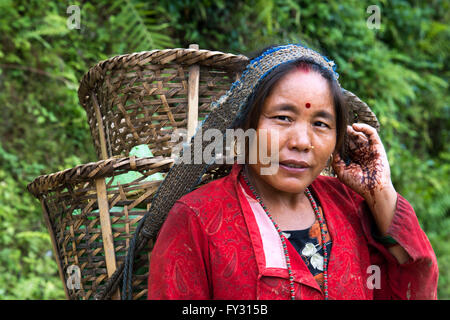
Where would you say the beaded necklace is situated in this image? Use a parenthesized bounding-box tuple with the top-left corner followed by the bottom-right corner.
(242, 167, 329, 300)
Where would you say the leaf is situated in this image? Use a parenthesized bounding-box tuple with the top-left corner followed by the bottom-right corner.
(108, 0, 174, 52)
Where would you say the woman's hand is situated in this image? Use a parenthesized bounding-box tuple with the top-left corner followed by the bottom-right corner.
(332, 123, 399, 236)
(332, 123, 393, 203)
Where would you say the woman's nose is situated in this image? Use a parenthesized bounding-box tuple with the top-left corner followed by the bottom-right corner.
(286, 124, 312, 152)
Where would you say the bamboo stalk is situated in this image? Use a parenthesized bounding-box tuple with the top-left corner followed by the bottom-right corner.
(92, 94, 109, 160)
(187, 44, 200, 140)
(95, 177, 121, 299)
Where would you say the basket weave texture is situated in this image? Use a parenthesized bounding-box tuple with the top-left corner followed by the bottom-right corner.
(28, 47, 379, 300)
(78, 48, 248, 160)
(28, 156, 230, 300)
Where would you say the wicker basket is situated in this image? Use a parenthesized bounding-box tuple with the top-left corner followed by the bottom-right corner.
(27, 156, 232, 300)
(78, 45, 248, 161)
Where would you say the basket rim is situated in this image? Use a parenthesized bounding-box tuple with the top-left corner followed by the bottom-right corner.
(342, 89, 380, 131)
(27, 156, 174, 198)
(77, 48, 249, 109)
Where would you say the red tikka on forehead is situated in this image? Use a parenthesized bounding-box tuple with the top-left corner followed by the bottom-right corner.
(296, 61, 312, 73)
(295, 62, 313, 109)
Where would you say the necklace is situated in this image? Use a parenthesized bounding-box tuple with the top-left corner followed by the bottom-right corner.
(242, 167, 329, 300)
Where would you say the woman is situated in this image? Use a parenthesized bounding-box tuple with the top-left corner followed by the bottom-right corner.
(147, 44, 438, 300)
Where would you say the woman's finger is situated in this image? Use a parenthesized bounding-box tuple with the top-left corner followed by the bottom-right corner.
(347, 126, 369, 152)
(331, 153, 345, 175)
(333, 152, 342, 163)
(351, 123, 380, 145)
(347, 125, 368, 141)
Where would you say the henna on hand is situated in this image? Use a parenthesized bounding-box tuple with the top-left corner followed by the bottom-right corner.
(332, 123, 391, 202)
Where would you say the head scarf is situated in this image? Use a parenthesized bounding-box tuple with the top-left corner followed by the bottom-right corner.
(207, 44, 339, 130)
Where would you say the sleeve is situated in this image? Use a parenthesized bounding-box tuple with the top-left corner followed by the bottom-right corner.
(147, 201, 211, 299)
(360, 193, 439, 300)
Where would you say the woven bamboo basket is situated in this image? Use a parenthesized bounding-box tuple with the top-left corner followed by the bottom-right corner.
(27, 157, 231, 300)
(28, 46, 246, 300)
(28, 46, 379, 300)
(78, 45, 248, 161)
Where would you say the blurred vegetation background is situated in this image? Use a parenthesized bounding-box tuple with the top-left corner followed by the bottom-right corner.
(0, 0, 448, 299)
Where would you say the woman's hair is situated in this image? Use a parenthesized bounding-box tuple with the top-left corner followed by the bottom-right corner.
(237, 46, 348, 157)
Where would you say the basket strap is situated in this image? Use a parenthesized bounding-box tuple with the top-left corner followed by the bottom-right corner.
(95, 88, 237, 300)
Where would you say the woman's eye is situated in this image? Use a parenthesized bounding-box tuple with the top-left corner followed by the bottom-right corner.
(314, 121, 330, 128)
(275, 115, 290, 122)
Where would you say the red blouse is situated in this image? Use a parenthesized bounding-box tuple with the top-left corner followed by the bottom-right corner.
(147, 163, 438, 300)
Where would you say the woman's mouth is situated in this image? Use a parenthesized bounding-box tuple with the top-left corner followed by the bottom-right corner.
(279, 160, 310, 173)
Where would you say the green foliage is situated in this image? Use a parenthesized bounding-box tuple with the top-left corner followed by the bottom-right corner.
(108, 0, 174, 52)
(0, 0, 172, 299)
(0, 0, 448, 299)
(0, 168, 64, 299)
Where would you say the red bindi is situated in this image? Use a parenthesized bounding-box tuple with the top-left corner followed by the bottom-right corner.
(296, 62, 311, 73)
(305, 103, 311, 108)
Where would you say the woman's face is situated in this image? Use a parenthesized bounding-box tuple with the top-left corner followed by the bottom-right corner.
(248, 68, 337, 194)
